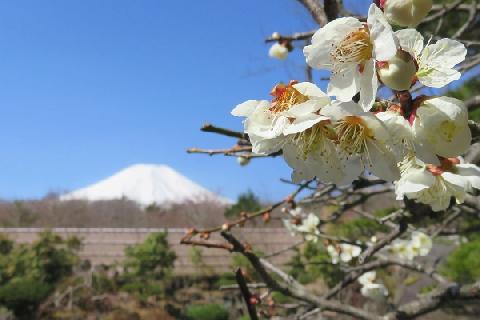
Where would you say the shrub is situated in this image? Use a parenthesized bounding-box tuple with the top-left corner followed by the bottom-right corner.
(185, 304, 229, 320)
(288, 242, 344, 286)
(121, 232, 176, 297)
(123, 232, 176, 280)
(224, 190, 261, 218)
(443, 237, 480, 284)
(0, 231, 81, 319)
(0, 277, 51, 319)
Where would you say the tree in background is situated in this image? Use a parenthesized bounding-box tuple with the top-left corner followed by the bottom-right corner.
(182, 0, 480, 319)
(0, 231, 81, 319)
(224, 190, 262, 218)
(121, 232, 176, 298)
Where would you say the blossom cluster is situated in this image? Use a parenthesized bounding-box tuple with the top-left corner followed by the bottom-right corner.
(327, 243, 362, 264)
(234, 3, 479, 212)
(387, 231, 432, 261)
(358, 271, 388, 301)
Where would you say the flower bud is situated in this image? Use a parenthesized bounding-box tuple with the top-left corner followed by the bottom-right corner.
(377, 50, 417, 91)
(270, 32, 281, 40)
(237, 156, 250, 166)
(383, 0, 433, 27)
(268, 43, 288, 60)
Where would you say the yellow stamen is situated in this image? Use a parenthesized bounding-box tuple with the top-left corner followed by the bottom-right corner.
(269, 81, 309, 113)
(334, 116, 373, 155)
(332, 28, 373, 66)
(293, 121, 336, 159)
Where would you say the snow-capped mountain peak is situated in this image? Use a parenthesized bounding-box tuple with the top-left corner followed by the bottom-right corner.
(60, 164, 229, 207)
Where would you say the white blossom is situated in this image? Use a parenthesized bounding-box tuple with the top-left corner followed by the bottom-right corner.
(412, 96, 471, 158)
(396, 29, 467, 89)
(389, 239, 416, 261)
(231, 81, 331, 155)
(320, 101, 400, 183)
(358, 271, 377, 286)
(375, 109, 440, 166)
(339, 243, 362, 263)
(361, 283, 389, 301)
(282, 208, 304, 236)
(396, 157, 480, 212)
(269, 43, 288, 60)
(281, 118, 346, 185)
(327, 245, 340, 264)
(327, 243, 361, 264)
(409, 231, 432, 257)
(304, 4, 397, 110)
(296, 213, 320, 243)
(383, 0, 433, 27)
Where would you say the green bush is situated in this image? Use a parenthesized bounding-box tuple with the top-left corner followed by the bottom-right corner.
(215, 273, 237, 288)
(288, 242, 344, 286)
(0, 277, 51, 319)
(0, 234, 13, 255)
(121, 232, 176, 297)
(185, 304, 229, 320)
(330, 208, 393, 240)
(443, 237, 480, 284)
(224, 190, 261, 218)
(123, 232, 176, 280)
(0, 231, 81, 319)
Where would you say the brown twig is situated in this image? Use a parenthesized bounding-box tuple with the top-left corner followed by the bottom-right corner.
(180, 179, 313, 246)
(187, 145, 252, 155)
(265, 30, 316, 43)
(236, 268, 259, 320)
(201, 123, 248, 140)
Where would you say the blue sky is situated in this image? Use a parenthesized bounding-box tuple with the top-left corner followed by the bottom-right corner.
(0, 0, 465, 202)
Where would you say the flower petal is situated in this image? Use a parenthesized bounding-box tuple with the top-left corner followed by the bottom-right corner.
(365, 140, 400, 182)
(396, 167, 434, 198)
(328, 66, 359, 102)
(232, 100, 267, 117)
(395, 28, 424, 58)
(357, 59, 378, 111)
(285, 100, 329, 119)
(417, 39, 466, 88)
(320, 100, 364, 119)
(293, 82, 328, 99)
(305, 17, 363, 70)
(367, 4, 397, 61)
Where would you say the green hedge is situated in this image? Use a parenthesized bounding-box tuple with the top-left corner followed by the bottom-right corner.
(185, 304, 229, 320)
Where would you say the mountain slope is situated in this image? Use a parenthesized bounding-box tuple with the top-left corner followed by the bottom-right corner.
(60, 164, 229, 207)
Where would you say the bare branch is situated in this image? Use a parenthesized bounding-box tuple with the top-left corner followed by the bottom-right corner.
(385, 280, 480, 319)
(221, 231, 378, 320)
(452, 0, 478, 39)
(358, 220, 408, 264)
(296, 0, 328, 26)
(466, 95, 480, 111)
(200, 123, 248, 140)
(235, 268, 259, 320)
(265, 30, 316, 43)
(420, 0, 466, 25)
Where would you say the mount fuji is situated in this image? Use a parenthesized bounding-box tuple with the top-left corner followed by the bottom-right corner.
(60, 164, 230, 207)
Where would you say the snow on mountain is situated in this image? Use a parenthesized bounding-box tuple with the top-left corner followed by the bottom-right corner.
(60, 164, 230, 207)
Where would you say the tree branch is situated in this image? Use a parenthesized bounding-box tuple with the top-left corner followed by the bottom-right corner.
(220, 231, 378, 320)
(296, 0, 328, 26)
(235, 268, 259, 320)
(200, 123, 248, 140)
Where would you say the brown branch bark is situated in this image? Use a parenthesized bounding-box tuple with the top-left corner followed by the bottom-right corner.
(200, 123, 248, 140)
(296, 0, 328, 26)
(385, 280, 480, 319)
(221, 231, 379, 320)
(235, 268, 259, 320)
